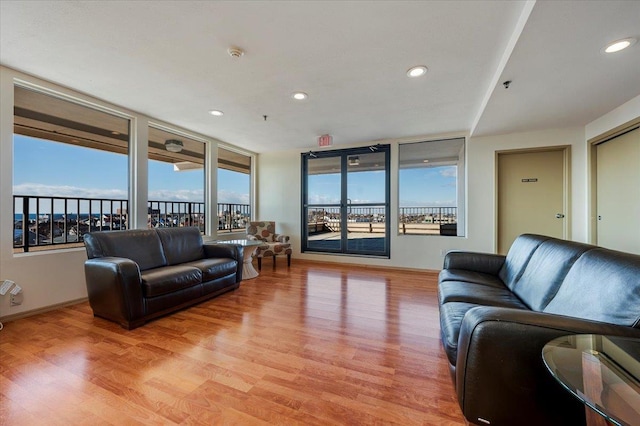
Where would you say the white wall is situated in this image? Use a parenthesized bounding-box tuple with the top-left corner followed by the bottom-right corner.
(257, 126, 587, 271)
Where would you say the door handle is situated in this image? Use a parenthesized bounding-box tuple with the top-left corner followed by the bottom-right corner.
(555, 213, 565, 219)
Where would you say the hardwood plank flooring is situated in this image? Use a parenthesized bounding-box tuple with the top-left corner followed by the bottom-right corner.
(0, 260, 465, 425)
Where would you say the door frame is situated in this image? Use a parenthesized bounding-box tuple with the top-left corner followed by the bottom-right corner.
(495, 145, 571, 252)
(588, 118, 640, 245)
(300, 144, 391, 258)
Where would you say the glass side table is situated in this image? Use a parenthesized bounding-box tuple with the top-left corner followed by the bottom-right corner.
(542, 334, 640, 426)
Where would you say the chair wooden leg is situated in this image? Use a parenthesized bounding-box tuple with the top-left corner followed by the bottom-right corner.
(272, 255, 276, 268)
(257, 257, 262, 270)
(287, 253, 291, 267)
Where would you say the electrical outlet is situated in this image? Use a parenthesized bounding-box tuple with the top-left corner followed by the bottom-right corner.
(10, 292, 23, 306)
(0, 280, 15, 295)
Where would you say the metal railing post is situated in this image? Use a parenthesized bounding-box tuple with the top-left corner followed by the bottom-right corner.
(23, 196, 30, 252)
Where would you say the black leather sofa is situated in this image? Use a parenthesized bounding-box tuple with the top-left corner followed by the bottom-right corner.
(83, 227, 243, 329)
(438, 234, 640, 426)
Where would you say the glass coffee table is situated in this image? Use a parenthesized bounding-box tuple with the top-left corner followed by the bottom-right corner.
(209, 239, 265, 280)
(542, 334, 640, 426)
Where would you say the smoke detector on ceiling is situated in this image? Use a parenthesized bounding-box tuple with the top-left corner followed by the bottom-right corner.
(228, 47, 244, 58)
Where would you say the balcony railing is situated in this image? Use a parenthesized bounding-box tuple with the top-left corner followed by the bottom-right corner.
(399, 206, 457, 235)
(217, 203, 251, 233)
(13, 195, 251, 252)
(13, 196, 456, 252)
(307, 206, 457, 236)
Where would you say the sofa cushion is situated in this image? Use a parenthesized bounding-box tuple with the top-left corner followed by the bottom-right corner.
(438, 281, 528, 309)
(440, 302, 483, 366)
(156, 227, 205, 265)
(544, 249, 640, 327)
(141, 265, 202, 297)
(183, 258, 238, 282)
(84, 229, 167, 271)
(438, 269, 505, 288)
(498, 234, 550, 291)
(511, 239, 592, 311)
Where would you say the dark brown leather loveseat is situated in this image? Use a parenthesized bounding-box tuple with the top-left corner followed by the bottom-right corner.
(438, 234, 640, 426)
(84, 227, 243, 329)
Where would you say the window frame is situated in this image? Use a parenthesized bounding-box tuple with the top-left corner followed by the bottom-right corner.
(147, 122, 208, 233)
(217, 144, 254, 235)
(397, 137, 466, 237)
(12, 82, 133, 252)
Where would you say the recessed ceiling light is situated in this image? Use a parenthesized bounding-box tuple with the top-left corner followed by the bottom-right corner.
(423, 159, 430, 163)
(292, 92, 308, 100)
(111, 131, 120, 135)
(603, 38, 637, 53)
(209, 110, 224, 116)
(407, 66, 428, 78)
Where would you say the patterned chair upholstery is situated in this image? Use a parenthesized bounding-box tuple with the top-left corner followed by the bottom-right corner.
(246, 221, 292, 269)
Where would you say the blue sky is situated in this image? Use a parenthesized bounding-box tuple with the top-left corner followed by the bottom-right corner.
(14, 135, 456, 207)
(13, 135, 250, 204)
(309, 167, 457, 207)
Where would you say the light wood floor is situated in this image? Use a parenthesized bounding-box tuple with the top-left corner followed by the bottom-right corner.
(0, 260, 465, 425)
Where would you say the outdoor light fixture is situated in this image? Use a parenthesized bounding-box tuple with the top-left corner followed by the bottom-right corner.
(165, 139, 184, 153)
(349, 156, 360, 166)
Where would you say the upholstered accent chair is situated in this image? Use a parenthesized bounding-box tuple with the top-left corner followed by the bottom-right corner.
(246, 221, 292, 269)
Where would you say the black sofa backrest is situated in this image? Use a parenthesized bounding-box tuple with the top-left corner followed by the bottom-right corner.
(544, 248, 640, 328)
(511, 239, 593, 311)
(156, 227, 205, 265)
(498, 234, 549, 290)
(84, 229, 167, 271)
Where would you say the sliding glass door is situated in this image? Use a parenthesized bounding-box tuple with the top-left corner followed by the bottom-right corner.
(302, 145, 390, 257)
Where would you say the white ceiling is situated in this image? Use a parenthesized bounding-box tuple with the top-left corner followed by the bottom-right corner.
(1, 1, 639, 153)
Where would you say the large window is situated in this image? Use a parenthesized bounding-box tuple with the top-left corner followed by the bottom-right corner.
(147, 125, 205, 232)
(217, 147, 251, 233)
(13, 85, 130, 252)
(398, 138, 465, 236)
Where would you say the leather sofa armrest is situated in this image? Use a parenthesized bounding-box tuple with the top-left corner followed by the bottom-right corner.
(455, 306, 640, 425)
(203, 243, 244, 282)
(443, 251, 506, 275)
(84, 257, 144, 327)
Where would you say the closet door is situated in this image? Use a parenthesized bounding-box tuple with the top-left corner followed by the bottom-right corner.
(596, 127, 640, 254)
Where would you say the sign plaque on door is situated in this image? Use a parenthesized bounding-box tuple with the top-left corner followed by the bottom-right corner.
(521, 178, 538, 182)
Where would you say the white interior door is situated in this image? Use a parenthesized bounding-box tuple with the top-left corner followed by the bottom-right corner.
(596, 127, 640, 254)
(498, 149, 567, 254)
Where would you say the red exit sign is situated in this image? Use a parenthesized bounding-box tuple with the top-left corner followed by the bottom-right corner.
(318, 134, 332, 147)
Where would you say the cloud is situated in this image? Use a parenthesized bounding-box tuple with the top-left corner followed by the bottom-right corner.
(149, 189, 204, 202)
(439, 167, 457, 178)
(13, 183, 210, 203)
(14, 183, 252, 206)
(308, 194, 340, 204)
(13, 183, 128, 199)
(217, 190, 250, 205)
(399, 199, 456, 207)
